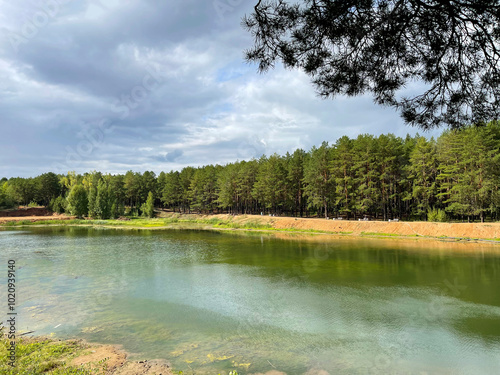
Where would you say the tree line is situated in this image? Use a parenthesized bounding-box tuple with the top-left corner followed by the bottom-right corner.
(1, 122, 499, 222)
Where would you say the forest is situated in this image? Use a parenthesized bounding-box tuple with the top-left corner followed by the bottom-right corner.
(1, 122, 500, 223)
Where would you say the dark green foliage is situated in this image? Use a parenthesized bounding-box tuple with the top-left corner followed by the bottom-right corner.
(49, 196, 68, 214)
(6, 177, 36, 206)
(253, 154, 288, 213)
(287, 149, 307, 217)
(124, 170, 141, 208)
(141, 171, 157, 204)
(157, 171, 167, 204)
(189, 166, 218, 213)
(243, 0, 500, 129)
(162, 171, 182, 211)
(303, 142, 334, 218)
(108, 174, 126, 207)
(87, 185, 97, 218)
(34, 172, 61, 206)
(408, 137, 438, 218)
(332, 136, 356, 218)
(4, 122, 500, 222)
(110, 201, 125, 219)
(428, 208, 447, 222)
(437, 123, 500, 222)
(95, 180, 111, 219)
(0, 182, 14, 209)
(141, 191, 155, 218)
(66, 185, 88, 218)
(216, 163, 239, 213)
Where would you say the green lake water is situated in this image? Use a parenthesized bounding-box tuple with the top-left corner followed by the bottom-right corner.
(1, 227, 500, 374)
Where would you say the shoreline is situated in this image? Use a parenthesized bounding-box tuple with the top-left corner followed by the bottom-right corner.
(0, 334, 174, 375)
(1, 212, 499, 244)
(3, 214, 500, 374)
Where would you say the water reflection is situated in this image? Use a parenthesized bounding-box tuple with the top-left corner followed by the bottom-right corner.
(1, 227, 499, 374)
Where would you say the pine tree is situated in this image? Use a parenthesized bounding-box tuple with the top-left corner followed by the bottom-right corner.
(179, 167, 195, 213)
(332, 136, 355, 219)
(216, 163, 238, 213)
(287, 149, 307, 217)
(351, 134, 378, 217)
(162, 171, 182, 212)
(408, 136, 438, 219)
(236, 160, 258, 214)
(304, 142, 334, 218)
(253, 154, 287, 214)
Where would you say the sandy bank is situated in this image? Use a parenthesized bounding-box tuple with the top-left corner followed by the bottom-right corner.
(161, 213, 500, 241)
(0, 207, 75, 223)
(2, 210, 499, 241)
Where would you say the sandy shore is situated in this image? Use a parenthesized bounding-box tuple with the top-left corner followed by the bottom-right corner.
(154, 212, 500, 241)
(1, 211, 499, 241)
(240, 214, 500, 240)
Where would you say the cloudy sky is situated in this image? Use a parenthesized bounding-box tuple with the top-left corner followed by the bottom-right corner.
(0, 0, 441, 178)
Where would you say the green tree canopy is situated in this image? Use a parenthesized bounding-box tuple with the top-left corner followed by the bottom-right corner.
(141, 191, 155, 218)
(244, 0, 500, 129)
(66, 184, 88, 218)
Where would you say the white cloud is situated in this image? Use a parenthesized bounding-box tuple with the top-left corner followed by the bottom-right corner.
(0, 0, 441, 178)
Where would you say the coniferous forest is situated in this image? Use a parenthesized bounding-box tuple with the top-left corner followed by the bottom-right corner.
(2, 122, 500, 223)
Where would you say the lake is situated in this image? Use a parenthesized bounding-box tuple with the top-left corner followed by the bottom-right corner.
(1, 227, 500, 374)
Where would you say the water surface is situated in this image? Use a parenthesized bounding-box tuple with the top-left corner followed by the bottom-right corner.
(1, 227, 500, 374)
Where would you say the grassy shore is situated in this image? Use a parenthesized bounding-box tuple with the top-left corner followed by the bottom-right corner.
(0, 334, 102, 375)
(0, 330, 175, 375)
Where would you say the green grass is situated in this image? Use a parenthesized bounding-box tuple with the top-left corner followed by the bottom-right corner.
(0, 334, 103, 375)
(360, 232, 420, 237)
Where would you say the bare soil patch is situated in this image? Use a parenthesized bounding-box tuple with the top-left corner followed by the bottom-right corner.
(0, 206, 76, 223)
(0, 207, 52, 217)
(71, 341, 173, 375)
(0, 213, 75, 224)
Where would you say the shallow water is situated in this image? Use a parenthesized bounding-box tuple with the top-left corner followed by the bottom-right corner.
(1, 227, 500, 374)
